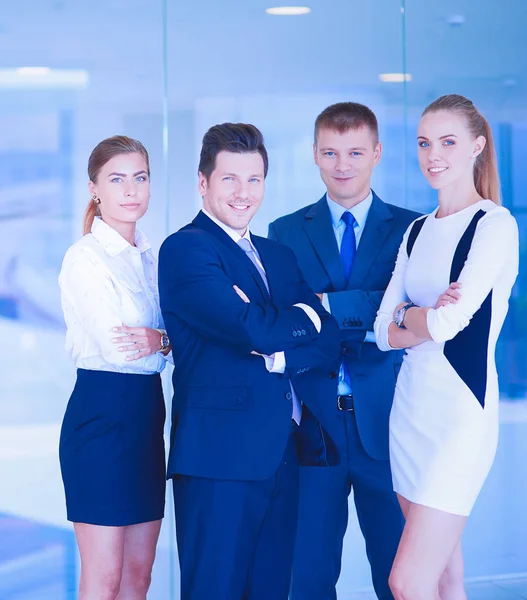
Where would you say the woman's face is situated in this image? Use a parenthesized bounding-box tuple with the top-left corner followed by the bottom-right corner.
(417, 109, 485, 191)
(89, 152, 150, 226)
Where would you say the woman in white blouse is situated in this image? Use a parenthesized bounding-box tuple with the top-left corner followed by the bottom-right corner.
(58, 136, 171, 600)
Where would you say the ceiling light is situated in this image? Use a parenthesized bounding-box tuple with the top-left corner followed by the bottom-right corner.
(17, 67, 51, 76)
(266, 6, 311, 16)
(0, 68, 89, 89)
(379, 73, 412, 83)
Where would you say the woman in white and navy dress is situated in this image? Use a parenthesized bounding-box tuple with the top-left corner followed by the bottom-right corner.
(374, 95, 519, 600)
(58, 136, 171, 600)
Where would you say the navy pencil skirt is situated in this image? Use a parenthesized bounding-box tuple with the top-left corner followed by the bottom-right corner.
(59, 368, 166, 526)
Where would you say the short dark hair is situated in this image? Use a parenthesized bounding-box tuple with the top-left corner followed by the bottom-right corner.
(314, 102, 379, 144)
(198, 123, 269, 180)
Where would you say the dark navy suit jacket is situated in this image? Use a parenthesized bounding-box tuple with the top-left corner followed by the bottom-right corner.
(269, 193, 420, 460)
(158, 211, 341, 481)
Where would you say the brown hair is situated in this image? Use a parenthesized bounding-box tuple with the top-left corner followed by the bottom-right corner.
(198, 123, 269, 181)
(83, 135, 150, 235)
(422, 94, 501, 204)
(314, 102, 379, 144)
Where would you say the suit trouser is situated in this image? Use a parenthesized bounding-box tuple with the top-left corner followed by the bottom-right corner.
(173, 433, 299, 600)
(291, 411, 404, 600)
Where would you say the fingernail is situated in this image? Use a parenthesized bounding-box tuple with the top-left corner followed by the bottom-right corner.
(112, 327, 119, 332)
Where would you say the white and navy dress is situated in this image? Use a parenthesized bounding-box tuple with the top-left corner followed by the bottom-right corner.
(374, 200, 518, 516)
(58, 217, 170, 526)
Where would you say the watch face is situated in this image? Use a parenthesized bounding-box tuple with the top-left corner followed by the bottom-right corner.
(161, 334, 169, 350)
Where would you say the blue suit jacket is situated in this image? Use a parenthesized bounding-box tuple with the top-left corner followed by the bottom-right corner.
(159, 211, 341, 481)
(269, 193, 420, 460)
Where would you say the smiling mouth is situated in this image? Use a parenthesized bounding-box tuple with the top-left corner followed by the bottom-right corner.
(229, 203, 252, 212)
(428, 167, 448, 174)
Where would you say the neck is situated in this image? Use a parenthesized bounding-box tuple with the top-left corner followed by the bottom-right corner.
(102, 217, 136, 246)
(328, 187, 371, 210)
(437, 177, 482, 218)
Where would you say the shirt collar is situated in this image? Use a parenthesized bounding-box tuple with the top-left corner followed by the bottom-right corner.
(91, 217, 151, 257)
(202, 208, 254, 247)
(326, 190, 373, 230)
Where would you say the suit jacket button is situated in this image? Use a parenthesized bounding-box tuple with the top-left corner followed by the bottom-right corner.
(329, 371, 337, 379)
(301, 329, 306, 335)
(292, 331, 297, 337)
(285, 392, 292, 400)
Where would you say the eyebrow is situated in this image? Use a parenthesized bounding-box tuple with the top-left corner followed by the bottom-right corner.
(319, 146, 367, 152)
(222, 172, 264, 178)
(417, 135, 458, 140)
(107, 170, 148, 177)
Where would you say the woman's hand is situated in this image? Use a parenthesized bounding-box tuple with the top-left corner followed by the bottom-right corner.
(112, 324, 164, 361)
(435, 282, 462, 309)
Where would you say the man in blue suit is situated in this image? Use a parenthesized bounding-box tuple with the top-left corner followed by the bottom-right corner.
(269, 103, 421, 599)
(158, 123, 341, 600)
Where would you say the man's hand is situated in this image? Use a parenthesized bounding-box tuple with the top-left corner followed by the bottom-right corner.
(233, 285, 250, 303)
(435, 282, 462, 309)
(315, 293, 323, 302)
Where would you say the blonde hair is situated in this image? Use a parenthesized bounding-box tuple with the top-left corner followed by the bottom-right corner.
(423, 94, 501, 204)
(83, 135, 150, 234)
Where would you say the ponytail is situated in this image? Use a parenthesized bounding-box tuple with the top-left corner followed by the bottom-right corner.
(83, 197, 100, 235)
(474, 116, 501, 205)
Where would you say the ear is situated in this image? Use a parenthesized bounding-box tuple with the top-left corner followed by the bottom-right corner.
(373, 141, 382, 166)
(198, 171, 208, 197)
(472, 135, 486, 158)
(88, 180, 96, 197)
(313, 142, 319, 166)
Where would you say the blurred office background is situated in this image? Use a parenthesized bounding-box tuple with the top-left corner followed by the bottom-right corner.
(0, 1, 526, 598)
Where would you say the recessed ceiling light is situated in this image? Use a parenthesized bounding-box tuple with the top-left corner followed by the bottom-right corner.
(266, 6, 311, 16)
(379, 73, 412, 83)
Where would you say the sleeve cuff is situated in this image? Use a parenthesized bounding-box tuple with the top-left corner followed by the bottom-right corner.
(321, 293, 331, 313)
(262, 351, 286, 373)
(294, 303, 322, 333)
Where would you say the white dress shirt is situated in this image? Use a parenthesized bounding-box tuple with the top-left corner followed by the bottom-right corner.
(59, 217, 170, 374)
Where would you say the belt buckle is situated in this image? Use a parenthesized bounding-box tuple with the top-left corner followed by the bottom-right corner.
(337, 394, 354, 411)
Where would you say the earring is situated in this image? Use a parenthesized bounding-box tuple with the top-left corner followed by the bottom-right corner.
(92, 194, 101, 204)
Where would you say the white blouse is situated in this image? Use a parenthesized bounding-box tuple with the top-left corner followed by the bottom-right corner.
(59, 217, 170, 374)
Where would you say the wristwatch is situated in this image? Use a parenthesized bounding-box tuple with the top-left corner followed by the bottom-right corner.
(394, 302, 417, 329)
(156, 329, 170, 351)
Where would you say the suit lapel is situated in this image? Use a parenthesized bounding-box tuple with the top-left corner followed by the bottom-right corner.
(347, 192, 394, 289)
(192, 211, 269, 300)
(303, 195, 347, 292)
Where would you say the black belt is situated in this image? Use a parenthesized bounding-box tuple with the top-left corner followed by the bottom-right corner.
(337, 394, 354, 411)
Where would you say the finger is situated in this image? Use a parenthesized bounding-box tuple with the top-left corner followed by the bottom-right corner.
(233, 285, 250, 303)
(125, 348, 146, 361)
(449, 282, 462, 289)
(445, 291, 461, 301)
(118, 343, 148, 352)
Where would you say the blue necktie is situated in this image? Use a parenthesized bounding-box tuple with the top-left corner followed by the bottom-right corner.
(339, 211, 356, 392)
(340, 211, 357, 281)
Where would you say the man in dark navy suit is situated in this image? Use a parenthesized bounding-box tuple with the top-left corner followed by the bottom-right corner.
(269, 103, 421, 599)
(158, 123, 340, 600)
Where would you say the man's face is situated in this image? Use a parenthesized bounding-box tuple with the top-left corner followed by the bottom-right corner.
(199, 150, 265, 235)
(314, 126, 381, 207)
